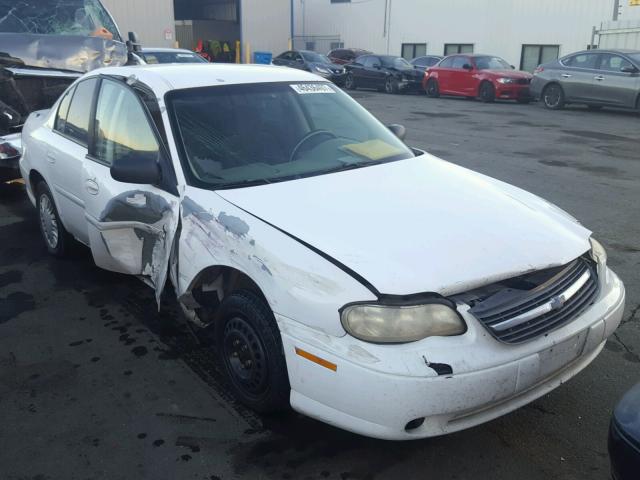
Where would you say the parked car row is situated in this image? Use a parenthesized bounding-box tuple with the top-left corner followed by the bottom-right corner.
(274, 46, 640, 113)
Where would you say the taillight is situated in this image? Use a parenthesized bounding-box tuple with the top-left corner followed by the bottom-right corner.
(533, 66, 544, 74)
(0, 142, 20, 160)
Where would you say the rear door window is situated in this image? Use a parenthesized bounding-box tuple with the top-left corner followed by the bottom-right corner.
(54, 85, 76, 134)
(564, 53, 598, 69)
(63, 78, 98, 146)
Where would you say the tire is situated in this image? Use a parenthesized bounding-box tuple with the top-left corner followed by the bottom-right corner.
(344, 73, 356, 90)
(385, 76, 399, 94)
(216, 290, 290, 413)
(542, 83, 565, 110)
(478, 82, 496, 103)
(425, 79, 440, 98)
(36, 181, 71, 257)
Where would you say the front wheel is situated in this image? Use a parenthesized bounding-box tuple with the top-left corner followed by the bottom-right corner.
(542, 83, 565, 110)
(216, 290, 290, 413)
(36, 181, 71, 257)
(478, 82, 496, 103)
(385, 77, 399, 94)
(344, 73, 356, 90)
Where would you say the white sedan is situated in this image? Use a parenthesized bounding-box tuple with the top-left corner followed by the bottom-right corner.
(19, 64, 625, 440)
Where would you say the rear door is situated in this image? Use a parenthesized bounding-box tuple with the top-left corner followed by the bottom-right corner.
(81, 77, 179, 303)
(592, 53, 640, 107)
(352, 56, 371, 87)
(558, 53, 600, 102)
(44, 78, 99, 244)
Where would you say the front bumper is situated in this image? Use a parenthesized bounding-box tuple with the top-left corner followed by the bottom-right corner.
(495, 83, 531, 100)
(398, 78, 424, 92)
(279, 266, 625, 440)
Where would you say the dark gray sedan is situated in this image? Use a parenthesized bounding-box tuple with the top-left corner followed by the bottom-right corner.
(530, 49, 640, 111)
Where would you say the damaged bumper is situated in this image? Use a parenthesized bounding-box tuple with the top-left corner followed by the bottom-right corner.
(280, 266, 625, 440)
(0, 133, 22, 181)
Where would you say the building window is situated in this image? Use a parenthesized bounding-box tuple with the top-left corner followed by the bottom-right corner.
(401, 43, 427, 60)
(330, 41, 345, 50)
(330, 0, 351, 3)
(520, 45, 560, 72)
(305, 41, 316, 51)
(444, 44, 473, 55)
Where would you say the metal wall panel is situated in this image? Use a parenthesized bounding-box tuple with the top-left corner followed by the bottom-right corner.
(295, 0, 617, 65)
(599, 19, 640, 49)
(102, 0, 176, 47)
(241, 0, 292, 59)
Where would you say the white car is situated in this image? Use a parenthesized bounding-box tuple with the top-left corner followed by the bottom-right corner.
(19, 64, 625, 440)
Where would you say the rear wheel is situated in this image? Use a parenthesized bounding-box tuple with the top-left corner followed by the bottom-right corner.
(344, 73, 356, 90)
(542, 83, 565, 110)
(36, 181, 71, 257)
(478, 82, 496, 103)
(425, 79, 440, 98)
(216, 290, 290, 413)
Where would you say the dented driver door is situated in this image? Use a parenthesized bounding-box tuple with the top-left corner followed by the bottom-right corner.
(81, 77, 179, 302)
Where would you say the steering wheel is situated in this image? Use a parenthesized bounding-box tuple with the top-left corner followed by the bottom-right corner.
(289, 130, 337, 162)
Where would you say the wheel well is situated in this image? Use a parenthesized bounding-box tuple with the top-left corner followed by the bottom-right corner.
(542, 81, 562, 94)
(181, 266, 269, 325)
(29, 169, 45, 193)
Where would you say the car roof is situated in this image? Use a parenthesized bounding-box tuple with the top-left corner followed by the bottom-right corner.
(85, 64, 322, 94)
(564, 48, 640, 56)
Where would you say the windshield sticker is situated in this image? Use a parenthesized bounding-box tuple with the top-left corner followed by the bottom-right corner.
(290, 84, 336, 95)
(342, 140, 406, 161)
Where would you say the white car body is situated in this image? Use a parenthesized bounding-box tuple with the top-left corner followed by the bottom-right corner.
(19, 64, 625, 440)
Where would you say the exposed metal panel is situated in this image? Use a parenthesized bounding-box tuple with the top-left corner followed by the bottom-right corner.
(241, 0, 291, 58)
(295, 0, 617, 64)
(599, 19, 640, 49)
(102, 0, 176, 47)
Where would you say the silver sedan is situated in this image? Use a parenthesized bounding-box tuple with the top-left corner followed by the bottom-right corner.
(530, 49, 640, 111)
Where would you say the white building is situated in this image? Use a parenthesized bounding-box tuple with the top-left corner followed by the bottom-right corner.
(294, 0, 628, 71)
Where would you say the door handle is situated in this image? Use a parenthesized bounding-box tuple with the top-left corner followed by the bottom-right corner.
(85, 179, 99, 195)
(561, 74, 572, 78)
(594, 75, 605, 81)
(46, 152, 56, 164)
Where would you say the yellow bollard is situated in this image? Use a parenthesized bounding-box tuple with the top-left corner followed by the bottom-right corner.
(235, 40, 241, 64)
(245, 42, 251, 64)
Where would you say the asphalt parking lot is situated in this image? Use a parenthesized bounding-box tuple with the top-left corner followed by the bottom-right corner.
(1, 92, 638, 480)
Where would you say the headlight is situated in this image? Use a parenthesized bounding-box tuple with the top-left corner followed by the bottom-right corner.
(341, 302, 467, 344)
(589, 237, 607, 266)
(497, 77, 516, 84)
(314, 66, 331, 74)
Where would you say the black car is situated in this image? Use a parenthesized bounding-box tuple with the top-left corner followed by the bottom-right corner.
(410, 55, 443, 71)
(609, 383, 640, 480)
(272, 50, 347, 85)
(328, 48, 372, 65)
(344, 54, 424, 94)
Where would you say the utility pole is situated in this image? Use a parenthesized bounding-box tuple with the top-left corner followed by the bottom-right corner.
(613, 0, 620, 20)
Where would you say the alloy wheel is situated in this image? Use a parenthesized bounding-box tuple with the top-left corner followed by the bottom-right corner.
(39, 194, 59, 250)
(544, 85, 563, 109)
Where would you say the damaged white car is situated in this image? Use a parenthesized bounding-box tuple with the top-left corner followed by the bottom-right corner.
(20, 64, 625, 440)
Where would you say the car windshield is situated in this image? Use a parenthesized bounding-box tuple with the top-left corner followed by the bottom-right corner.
(0, 0, 120, 40)
(381, 56, 412, 69)
(475, 56, 512, 70)
(142, 51, 207, 64)
(301, 51, 331, 64)
(168, 82, 414, 189)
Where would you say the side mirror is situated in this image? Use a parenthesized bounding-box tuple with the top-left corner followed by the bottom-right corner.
(296, 58, 304, 64)
(387, 124, 406, 142)
(462, 63, 473, 70)
(110, 151, 161, 185)
(127, 31, 142, 53)
(511, 65, 516, 69)
(621, 65, 639, 74)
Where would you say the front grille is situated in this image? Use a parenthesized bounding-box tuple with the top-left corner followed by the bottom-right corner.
(469, 257, 599, 344)
(517, 78, 531, 85)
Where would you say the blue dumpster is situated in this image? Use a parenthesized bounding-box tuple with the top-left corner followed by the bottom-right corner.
(254, 51, 273, 64)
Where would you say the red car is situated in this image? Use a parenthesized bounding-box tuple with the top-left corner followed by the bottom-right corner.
(423, 54, 533, 103)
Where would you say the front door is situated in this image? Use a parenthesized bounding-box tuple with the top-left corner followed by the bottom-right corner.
(592, 54, 640, 107)
(81, 77, 179, 303)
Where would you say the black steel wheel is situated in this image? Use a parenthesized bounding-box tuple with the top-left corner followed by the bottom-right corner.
(479, 82, 496, 103)
(216, 290, 290, 413)
(542, 83, 565, 110)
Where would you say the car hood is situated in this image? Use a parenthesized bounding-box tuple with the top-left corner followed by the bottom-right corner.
(309, 62, 345, 72)
(217, 153, 591, 296)
(482, 69, 533, 79)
